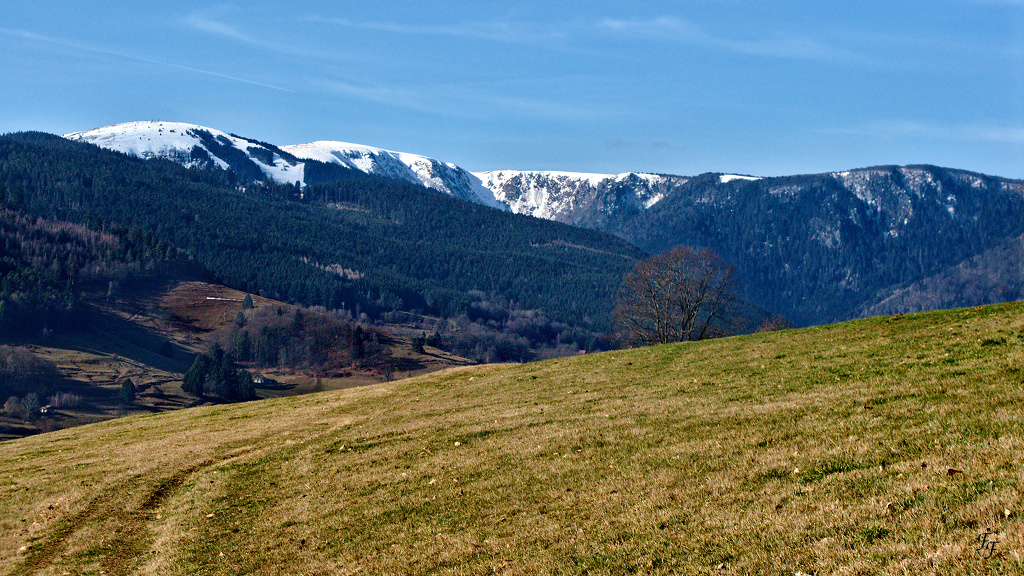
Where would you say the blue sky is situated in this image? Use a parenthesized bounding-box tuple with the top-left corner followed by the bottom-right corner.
(1, 1, 1022, 178)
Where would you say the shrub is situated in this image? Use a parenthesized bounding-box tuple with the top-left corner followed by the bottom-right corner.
(411, 333, 426, 354)
(3, 396, 20, 417)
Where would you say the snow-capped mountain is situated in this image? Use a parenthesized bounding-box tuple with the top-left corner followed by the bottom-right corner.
(282, 140, 503, 209)
(55, 121, 1024, 328)
(65, 121, 307, 186)
(63, 124, 1024, 251)
(64, 122, 507, 208)
(475, 170, 684, 221)
(61, 121, 684, 219)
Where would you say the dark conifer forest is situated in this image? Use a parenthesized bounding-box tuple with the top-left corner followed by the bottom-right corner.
(616, 171, 1024, 326)
(0, 132, 652, 357)
(0, 204, 195, 335)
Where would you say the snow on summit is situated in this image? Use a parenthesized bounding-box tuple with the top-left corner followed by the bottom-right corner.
(283, 140, 410, 173)
(64, 121, 304, 185)
(65, 121, 211, 162)
(61, 121, 688, 219)
(64, 122, 502, 207)
(282, 141, 504, 209)
(719, 174, 762, 184)
(473, 170, 682, 220)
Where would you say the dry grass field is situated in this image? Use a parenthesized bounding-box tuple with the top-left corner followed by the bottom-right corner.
(1, 303, 1023, 574)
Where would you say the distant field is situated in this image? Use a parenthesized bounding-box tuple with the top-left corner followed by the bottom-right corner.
(1, 280, 472, 440)
(1, 303, 1022, 574)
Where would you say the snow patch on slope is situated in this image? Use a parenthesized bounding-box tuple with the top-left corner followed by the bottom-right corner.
(283, 141, 503, 209)
(474, 170, 681, 220)
(719, 174, 761, 184)
(832, 169, 895, 209)
(64, 121, 304, 186)
(66, 121, 222, 167)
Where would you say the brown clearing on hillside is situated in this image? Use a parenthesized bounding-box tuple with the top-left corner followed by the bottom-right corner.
(1, 281, 471, 440)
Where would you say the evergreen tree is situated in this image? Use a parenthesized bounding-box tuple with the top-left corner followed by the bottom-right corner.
(351, 325, 365, 359)
(159, 341, 174, 359)
(182, 343, 256, 401)
(236, 370, 256, 401)
(182, 354, 209, 397)
(411, 333, 426, 354)
(119, 380, 136, 404)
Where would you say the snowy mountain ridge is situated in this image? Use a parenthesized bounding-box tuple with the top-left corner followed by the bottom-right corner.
(65, 122, 508, 208)
(56, 120, 1024, 329)
(62, 122, 1024, 241)
(474, 169, 685, 221)
(65, 121, 307, 186)
(63, 121, 685, 217)
(281, 140, 504, 209)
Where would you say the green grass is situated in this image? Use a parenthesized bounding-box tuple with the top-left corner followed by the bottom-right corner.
(1, 304, 1023, 574)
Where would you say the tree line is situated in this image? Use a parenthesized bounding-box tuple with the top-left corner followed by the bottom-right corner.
(209, 301, 393, 376)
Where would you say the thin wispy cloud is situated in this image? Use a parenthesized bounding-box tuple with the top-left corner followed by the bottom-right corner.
(184, 13, 259, 45)
(303, 16, 567, 46)
(316, 76, 603, 122)
(182, 11, 386, 64)
(598, 16, 849, 61)
(828, 120, 1024, 144)
(0, 27, 293, 92)
(488, 94, 603, 121)
(316, 79, 444, 115)
(307, 14, 855, 62)
(180, 12, 602, 120)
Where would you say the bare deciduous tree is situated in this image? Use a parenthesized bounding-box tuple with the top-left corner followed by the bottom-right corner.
(612, 246, 740, 346)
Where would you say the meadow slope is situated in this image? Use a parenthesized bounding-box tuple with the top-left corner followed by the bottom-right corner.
(1, 304, 1023, 574)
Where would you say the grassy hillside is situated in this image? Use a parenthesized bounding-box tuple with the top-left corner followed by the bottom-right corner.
(1, 303, 1023, 574)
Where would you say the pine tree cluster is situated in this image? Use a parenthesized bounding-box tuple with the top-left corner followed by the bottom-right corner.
(182, 344, 256, 401)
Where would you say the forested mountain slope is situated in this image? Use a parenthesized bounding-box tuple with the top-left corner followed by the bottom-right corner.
(461, 166, 1024, 326)
(64, 122, 1024, 327)
(617, 168, 1024, 326)
(0, 132, 646, 335)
